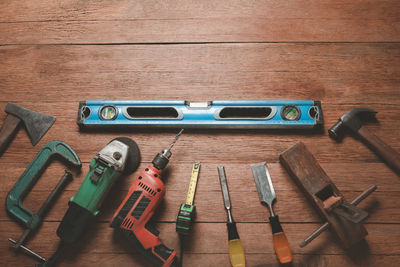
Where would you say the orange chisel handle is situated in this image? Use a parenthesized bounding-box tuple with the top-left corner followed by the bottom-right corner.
(270, 215, 292, 264)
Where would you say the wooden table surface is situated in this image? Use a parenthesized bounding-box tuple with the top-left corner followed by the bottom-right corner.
(1, 1, 399, 266)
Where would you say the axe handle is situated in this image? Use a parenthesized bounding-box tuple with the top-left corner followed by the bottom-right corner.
(358, 125, 400, 174)
(0, 114, 21, 156)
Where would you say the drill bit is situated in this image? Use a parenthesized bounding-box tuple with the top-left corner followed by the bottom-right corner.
(168, 129, 184, 152)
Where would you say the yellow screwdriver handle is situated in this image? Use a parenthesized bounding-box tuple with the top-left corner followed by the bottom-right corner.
(228, 239, 245, 267)
(227, 222, 246, 267)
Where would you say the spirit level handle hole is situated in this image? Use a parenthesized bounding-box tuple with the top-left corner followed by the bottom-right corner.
(126, 107, 179, 119)
(219, 107, 272, 119)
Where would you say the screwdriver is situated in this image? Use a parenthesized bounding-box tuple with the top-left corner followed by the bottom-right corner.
(217, 166, 246, 267)
(251, 162, 292, 264)
(176, 161, 201, 266)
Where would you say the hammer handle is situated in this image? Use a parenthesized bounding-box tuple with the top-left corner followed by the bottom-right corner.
(358, 125, 400, 174)
(0, 114, 21, 157)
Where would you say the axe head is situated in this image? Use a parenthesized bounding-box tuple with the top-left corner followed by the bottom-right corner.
(5, 103, 56, 145)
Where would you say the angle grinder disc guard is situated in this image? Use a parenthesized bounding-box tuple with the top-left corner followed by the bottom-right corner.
(111, 137, 141, 175)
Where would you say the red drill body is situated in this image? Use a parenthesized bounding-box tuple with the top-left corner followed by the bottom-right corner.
(111, 130, 183, 267)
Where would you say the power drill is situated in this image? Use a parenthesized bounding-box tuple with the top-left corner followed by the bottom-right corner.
(111, 129, 183, 267)
(38, 137, 140, 266)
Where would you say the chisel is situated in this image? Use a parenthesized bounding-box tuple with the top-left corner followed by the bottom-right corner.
(251, 162, 292, 264)
(217, 166, 246, 267)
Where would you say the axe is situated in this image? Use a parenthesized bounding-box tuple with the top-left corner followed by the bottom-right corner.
(0, 103, 56, 157)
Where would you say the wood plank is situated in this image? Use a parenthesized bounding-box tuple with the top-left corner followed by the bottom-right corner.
(0, 160, 396, 224)
(4, 129, 400, 165)
(2, 0, 399, 22)
(1, 1, 399, 266)
(2, 252, 400, 267)
(51, 254, 400, 267)
(0, 44, 399, 104)
(0, 1, 399, 43)
(0, 189, 395, 223)
(2, 162, 399, 193)
(2, 222, 399, 257)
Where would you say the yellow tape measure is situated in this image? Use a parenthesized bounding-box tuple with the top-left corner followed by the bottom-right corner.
(185, 162, 200, 205)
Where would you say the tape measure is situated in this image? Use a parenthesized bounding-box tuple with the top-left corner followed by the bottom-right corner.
(176, 162, 200, 236)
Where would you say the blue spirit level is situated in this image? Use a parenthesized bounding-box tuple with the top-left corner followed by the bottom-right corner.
(78, 100, 323, 129)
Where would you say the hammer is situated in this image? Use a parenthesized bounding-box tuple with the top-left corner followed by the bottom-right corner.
(0, 103, 56, 157)
(329, 108, 400, 174)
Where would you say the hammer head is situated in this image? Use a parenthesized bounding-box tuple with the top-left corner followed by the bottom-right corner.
(5, 103, 56, 146)
(328, 108, 377, 140)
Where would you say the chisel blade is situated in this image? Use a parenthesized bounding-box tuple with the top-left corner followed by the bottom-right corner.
(218, 166, 231, 210)
(251, 162, 276, 207)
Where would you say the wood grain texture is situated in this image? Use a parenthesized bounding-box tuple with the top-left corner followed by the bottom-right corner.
(0, 114, 21, 156)
(0, 44, 399, 104)
(0, 0, 399, 266)
(0, 1, 399, 43)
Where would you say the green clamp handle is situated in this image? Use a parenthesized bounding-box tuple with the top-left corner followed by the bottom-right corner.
(6, 141, 81, 229)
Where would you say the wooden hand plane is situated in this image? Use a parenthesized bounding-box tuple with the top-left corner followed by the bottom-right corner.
(279, 142, 376, 249)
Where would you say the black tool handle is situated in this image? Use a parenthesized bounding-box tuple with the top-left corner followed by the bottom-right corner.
(37, 171, 73, 218)
(358, 125, 400, 174)
(0, 114, 21, 156)
(269, 215, 283, 234)
(227, 221, 240, 240)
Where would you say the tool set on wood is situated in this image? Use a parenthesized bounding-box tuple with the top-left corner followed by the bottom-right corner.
(1, 100, 399, 267)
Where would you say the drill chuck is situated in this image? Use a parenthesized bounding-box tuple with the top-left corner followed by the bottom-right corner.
(152, 149, 171, 170)
(152, 129, 184, 170)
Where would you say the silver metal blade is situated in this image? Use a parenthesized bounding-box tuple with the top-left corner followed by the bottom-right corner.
(168, 129, 184, 151)
(251, 162, 276, 208)
(217, 166, 231, 210)
(5, 102, 56, 145)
